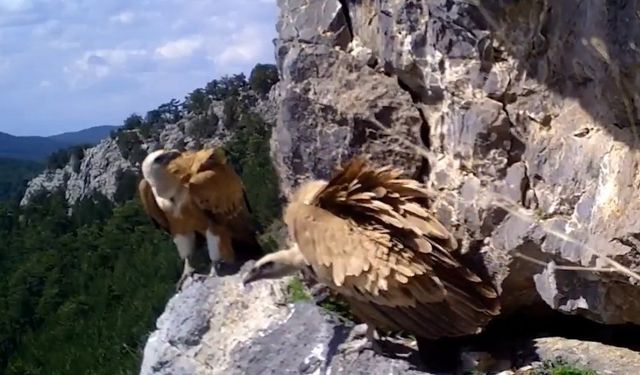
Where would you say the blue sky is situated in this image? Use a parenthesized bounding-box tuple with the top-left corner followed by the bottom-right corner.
(0, 0, 278, 136)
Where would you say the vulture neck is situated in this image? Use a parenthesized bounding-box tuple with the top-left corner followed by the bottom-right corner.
(143, 167, 186, 208)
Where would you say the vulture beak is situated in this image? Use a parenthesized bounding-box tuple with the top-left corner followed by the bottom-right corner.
(154, 149, 181, 165)
(242, 247, 307, 286)
(242, 266, 263, 286)
(242, 268, 260, 286)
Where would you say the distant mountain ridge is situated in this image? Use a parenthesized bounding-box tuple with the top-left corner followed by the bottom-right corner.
(0, 125, 119, 161)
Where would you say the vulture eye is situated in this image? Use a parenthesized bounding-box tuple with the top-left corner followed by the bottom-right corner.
(261, 261, 274, 270)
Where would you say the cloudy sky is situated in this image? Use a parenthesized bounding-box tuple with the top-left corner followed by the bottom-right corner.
(0, 0, 278, 136)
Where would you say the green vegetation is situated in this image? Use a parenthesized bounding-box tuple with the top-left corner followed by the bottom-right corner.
(0, 192, 180, 375)
(225, 111, 282, 230)
(535, 358, 599, 375)
(249, 63, 279, 97)
(0, 158, 43, 202)
(319, 293, 356, 322)
(187, 114, 219, 139)
(0, 64, 284, 374)
(286, 276, 311, 303)
(284, 276, 357, 322)
(46, 143, 93, 171)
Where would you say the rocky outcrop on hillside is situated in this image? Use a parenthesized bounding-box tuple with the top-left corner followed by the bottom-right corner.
(20, 139, 135, 205)
(271, 0, 640, 325)
(21, 95, 275, 206)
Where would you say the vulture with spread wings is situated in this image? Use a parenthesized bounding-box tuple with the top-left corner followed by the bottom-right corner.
(243, 157, 500, 371)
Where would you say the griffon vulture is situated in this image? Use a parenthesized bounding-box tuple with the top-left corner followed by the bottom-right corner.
(182, 147, 263, 265)
(243, 157, 500, 371)
(139, 148, 262, 289)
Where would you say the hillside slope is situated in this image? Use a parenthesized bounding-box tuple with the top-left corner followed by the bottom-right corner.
(3, 66, 282, 375)
(0, 132, 67, 161)
(0, 125, 118, 161)
(0, 158, 43, 202)
(48, 125, 119, 145)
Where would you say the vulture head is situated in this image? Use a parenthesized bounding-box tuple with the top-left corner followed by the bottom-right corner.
(141, 149, 183, 197)
(242, 245, 307, 285)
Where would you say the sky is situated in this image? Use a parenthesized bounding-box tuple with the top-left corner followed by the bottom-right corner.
(0, 0, 278, 136)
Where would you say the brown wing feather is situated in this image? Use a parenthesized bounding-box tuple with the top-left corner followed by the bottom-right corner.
(138, 178, 171, 233)
(188, 166, 247, 218)
(287, 157, 500, 340)
(187, 153, 262, 256)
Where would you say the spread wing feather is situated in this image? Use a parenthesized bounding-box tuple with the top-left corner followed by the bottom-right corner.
(287, 157, 500, 340)
(138, 178, 171, 233)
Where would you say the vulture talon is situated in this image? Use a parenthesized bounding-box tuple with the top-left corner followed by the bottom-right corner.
(209, 262, 221, 277)
(338, 324, 383, 356)
(176, 270, 208, 292)
(175, 273, 191, 292)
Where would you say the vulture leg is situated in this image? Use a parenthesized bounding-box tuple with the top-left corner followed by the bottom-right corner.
(176, 259, 203, 291)
(173, 233, 205, 290)
(338, 323, 382, 356)
(308, 283, 331, 303)
(205, 229, 221, 276)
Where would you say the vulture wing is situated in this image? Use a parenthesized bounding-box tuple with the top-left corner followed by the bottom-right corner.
(187, 150, 264, 261)
(138, 178, 171, 233)
(287, 157, 500, 339)
(188, 166, 248, 218)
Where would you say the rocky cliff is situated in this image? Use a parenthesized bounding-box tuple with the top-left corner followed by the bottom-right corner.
(20, 91, 276, 207)
(143, 0, 640, 373)
(271, 0, 640, 324)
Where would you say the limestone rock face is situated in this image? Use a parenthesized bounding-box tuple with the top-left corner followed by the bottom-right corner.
(139, 263, 426, 375)
(271, 0, 640, 325)
(21, 138, 136, 206)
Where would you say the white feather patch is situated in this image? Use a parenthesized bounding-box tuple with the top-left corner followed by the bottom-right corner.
(206, 230, 221, 262)
(173, 233, 195, 259)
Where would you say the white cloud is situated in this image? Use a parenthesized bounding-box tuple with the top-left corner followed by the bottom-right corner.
(215, 25, 269, 66)
(0, 0, 278, 135)
(65, 48, 148, 87)
(110, 11, 135, 25)
(154, 36, 203, 60)
(209, 15, 238, 30)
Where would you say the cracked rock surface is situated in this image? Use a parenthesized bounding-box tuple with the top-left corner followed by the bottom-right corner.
(140, 263, 640, 375)
(271, 0, 640, 325)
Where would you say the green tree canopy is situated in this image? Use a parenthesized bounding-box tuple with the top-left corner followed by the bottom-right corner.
(249, 63, 279, 97)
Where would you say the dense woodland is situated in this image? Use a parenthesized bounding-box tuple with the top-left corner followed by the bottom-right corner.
(0, 64, 282, 374)
(0, 158, 43, 202)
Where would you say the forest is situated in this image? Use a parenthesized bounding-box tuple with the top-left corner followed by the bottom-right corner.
(0, 64, 282, 375)
(0, 158, 42, 202)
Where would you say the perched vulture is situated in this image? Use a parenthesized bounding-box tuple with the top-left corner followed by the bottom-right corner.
(181, 147, 263, 265)
(139, 148, 263, 289)
(243, 157, 500, 371)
